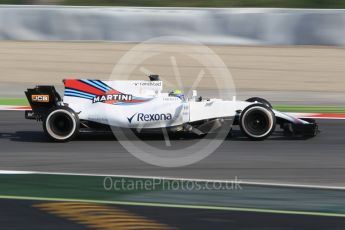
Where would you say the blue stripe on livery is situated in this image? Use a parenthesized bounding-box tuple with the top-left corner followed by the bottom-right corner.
(93, 80, 112, 91)
(64, 92, 94, 100)
(65, 89, 95, 98)
(80, 80, 108, 92)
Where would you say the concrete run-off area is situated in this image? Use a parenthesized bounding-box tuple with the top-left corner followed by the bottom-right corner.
(0, 42, 345, 104)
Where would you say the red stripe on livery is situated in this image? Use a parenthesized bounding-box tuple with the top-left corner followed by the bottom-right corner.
(64, 80, 105, 95)
(307, 113, 345, 119)
(106, 89, 121, 95)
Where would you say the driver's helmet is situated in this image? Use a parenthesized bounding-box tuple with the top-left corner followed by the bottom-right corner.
(169, 89, 184, 100)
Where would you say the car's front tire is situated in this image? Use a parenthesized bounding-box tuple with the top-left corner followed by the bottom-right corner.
(43, 106, 79, 142)
(240, 104, 276, 140)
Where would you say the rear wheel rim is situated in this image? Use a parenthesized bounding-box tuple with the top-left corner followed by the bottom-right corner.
(46, 110, 76, 140)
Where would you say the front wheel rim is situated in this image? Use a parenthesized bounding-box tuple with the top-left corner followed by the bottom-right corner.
(241, 107, 274, 138)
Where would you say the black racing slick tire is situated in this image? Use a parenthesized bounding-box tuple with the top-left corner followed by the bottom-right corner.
(43, 106, 79, 142)
(240, 104, 276, 141)
(246, 97, 272, 108)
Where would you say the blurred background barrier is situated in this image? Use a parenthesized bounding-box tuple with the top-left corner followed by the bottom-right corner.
(1, 5, 345, 46)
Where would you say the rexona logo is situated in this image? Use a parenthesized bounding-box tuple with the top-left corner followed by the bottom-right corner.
(127, 113, 173, 123)
(93, 94, 133, 103)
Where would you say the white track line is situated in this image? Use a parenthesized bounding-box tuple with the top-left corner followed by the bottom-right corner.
(1, 170, 345, 190)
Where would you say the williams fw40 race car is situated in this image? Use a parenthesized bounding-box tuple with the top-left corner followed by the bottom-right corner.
(24, 75, 318, 142)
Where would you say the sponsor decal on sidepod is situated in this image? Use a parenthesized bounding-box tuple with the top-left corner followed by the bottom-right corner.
(92, 94, 133, 103)
(127, 113, 172, 123)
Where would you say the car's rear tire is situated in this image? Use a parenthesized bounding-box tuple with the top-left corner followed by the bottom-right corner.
(43, 106, 79, 142)
(240, 104, 276, 140)
(246, 97, 272, 108)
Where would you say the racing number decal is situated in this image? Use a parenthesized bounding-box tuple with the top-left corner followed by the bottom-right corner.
(32, 95, 50, 102)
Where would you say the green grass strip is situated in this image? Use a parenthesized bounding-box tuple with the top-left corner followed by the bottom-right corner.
(1, 174, 345, 215)
(1, 195, 345, 218)
(0, 98, 29, 106)
(273, 105, 345, 114)
(60, 0, 345, 8)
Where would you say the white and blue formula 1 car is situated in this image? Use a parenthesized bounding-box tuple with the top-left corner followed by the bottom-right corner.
(24, 75, 318, 142)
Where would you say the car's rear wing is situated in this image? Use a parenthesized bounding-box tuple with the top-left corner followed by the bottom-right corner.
(24, 86, 62, 120)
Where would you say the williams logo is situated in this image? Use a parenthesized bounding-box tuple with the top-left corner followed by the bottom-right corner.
(93, 94, 133, 103)
(133, 81, 162, 87)
(127, 113, 172, 123)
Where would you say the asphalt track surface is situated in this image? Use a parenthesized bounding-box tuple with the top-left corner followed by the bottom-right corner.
(2, 199, 345, 230)
(1, 111, 345, 187)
